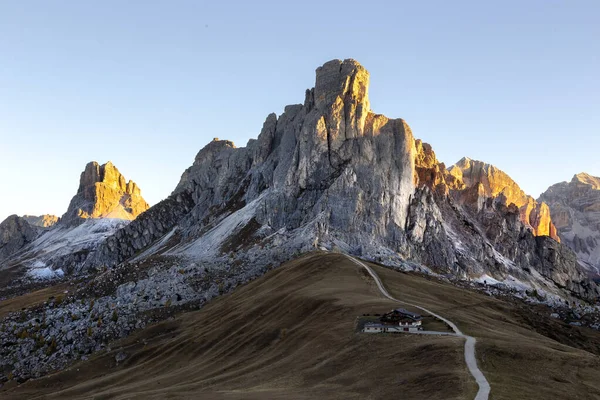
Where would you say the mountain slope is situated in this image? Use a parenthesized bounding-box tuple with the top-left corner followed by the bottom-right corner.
(4, 253, 600, 400)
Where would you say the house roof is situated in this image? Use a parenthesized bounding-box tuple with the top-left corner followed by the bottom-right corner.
(364, 322, 385, 328)
(394, 308, 422, 320)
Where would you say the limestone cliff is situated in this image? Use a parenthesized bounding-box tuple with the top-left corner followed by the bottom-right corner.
(86, 59, 596, 301)
(540, 173, 600, 276)
(61, 161, 149, 226)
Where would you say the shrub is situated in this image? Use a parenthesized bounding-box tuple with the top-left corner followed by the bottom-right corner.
(111, 310, 118, 323)
(46, 338, 57, 356)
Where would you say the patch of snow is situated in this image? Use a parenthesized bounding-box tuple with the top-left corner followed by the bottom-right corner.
(28, 266, 63, 280)
(22, 218, 129, 266)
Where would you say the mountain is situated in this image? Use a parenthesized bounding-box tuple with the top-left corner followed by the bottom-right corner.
(0, 161, 149, 280)
(80, 58, 595, 300)
(540, 173, 600, 276)
(21, 215, 58, 228)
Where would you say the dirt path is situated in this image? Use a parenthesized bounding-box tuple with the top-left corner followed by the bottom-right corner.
(346, 255, 491, 400)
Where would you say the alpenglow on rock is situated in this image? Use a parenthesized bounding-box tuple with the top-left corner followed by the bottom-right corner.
(85, 59, 596, 300)
(61, 161, 149, 226)
(540, 173, 600, 276)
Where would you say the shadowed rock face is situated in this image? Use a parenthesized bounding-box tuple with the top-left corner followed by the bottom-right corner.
(0, 215, 39, 263)
(540, 173, 600, 276)
(83, 59, 598, 301)
(61, 161, 149, 226)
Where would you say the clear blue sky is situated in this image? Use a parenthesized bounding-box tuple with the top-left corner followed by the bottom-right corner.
(1, 1, 599, 222)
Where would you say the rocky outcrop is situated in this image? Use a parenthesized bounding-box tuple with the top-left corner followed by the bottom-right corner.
(0, 215, 39, 263)
(448, 157, 560, 241)
(61, 162, 149, 226)
(83, 59, 597, 301)
(22, 215, 58, 228)
(540, 173, 600, 276)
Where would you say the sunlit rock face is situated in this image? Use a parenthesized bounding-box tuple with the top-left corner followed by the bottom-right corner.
(86, 59, 596, 300)
(22, 214, 58, 228)
(540, 173, 600, 276)
(61, 162, 149, 226)
(447, 157, 560, 241)
(0, 215, 39, 263)
(412, 144, 593, 299)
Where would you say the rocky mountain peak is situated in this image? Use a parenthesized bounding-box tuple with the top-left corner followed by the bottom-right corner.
(448, 158, 559, 241)
(22, 214, 59, 228)
(573, 172, 600, 189)
(0, 215, 39, 263)
(314, 59, 370, 110)
(540, 172, 600, 276)
(61, 161, 149, 226)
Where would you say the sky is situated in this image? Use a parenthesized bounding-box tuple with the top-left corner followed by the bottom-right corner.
(1, 1, 599, 223)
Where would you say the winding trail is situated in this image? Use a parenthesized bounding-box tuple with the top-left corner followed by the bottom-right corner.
(346, 255, 491, 400)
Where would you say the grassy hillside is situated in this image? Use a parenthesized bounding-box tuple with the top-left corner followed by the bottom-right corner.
(3, 252, 600, 399)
